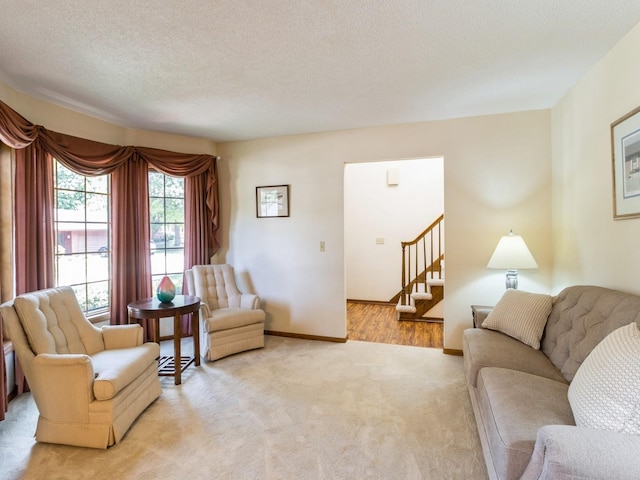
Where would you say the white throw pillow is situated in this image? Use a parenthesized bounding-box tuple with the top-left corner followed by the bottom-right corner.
(481, 289, 552, 350)
(568, 322, 640, 434)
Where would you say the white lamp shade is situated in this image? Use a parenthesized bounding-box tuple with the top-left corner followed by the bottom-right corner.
(487, 232, 538, 270)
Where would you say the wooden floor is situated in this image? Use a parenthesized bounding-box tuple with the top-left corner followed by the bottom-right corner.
(347, 301, 443, 349)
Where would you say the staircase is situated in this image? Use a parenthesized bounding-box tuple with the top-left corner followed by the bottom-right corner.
(390, 214, 444, 322)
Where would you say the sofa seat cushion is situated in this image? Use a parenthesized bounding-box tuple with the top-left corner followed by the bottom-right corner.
(204, 308, 265, 332)
(477, 367, 575, 480)
(91, 343, 160, 401)
(463, 328, 566, 388)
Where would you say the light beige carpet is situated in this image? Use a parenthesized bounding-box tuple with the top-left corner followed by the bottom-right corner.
(0, 336, 487, 479)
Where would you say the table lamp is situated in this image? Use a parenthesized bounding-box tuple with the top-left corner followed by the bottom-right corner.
(487, 230, 538, 289)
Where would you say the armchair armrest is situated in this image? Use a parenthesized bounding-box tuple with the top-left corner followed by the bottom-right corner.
(240, 293, 260, 310)
(200, 301, 212, 319)
(521, 425, 640, 480)
(32, 354, 95, 423)
(102, 324, 143, 349)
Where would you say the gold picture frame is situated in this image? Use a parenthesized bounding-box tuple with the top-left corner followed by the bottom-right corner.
(612, 106, 640, 219)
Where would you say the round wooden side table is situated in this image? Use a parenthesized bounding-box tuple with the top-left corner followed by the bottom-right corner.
(127, 295, 201, 385)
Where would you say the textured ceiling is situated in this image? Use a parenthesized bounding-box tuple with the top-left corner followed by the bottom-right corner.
(1, 1, 640, 142)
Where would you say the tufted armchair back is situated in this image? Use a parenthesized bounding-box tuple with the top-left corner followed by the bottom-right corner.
(191, 264, 245, 309)
(13, 286, 104, 356)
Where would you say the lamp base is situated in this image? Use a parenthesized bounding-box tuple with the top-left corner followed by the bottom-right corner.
(505, 270, 519, 289)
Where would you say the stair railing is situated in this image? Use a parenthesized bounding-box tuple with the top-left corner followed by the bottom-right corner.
(399, 214, 444, 306)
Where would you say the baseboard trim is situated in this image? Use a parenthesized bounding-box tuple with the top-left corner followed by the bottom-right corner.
(443, 348, 463, 356)
(265, 330, 347, 343)
(7, 386, 17, 403)
(404, 317, 444, 324)
(158, 333, 193, 342)
(346, 299, 393, 305)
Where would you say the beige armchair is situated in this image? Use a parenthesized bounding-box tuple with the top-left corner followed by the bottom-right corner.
(0, 286, 161, 448)
(185, 264, 265, 361)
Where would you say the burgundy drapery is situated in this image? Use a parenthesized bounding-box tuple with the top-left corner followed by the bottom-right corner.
(14, 144, 55, 294)
(139, 147, 219, 335)
(0, 100, 219, 341)
(111, 155, 153, 333)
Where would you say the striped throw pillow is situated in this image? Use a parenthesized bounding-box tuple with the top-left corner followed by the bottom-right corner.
(481, 289, 552, 350)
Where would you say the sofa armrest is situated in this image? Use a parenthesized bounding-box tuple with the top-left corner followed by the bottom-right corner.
(32, 354, 95, 423)
(471, 305, 493, 328)
(102, 324, 143, 349)
(240, 293, 260, 310)
(521, 425, 640, 480)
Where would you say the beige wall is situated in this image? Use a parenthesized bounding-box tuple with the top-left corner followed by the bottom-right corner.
(5, 20, 640, 351)
(0, 83, 218, 155)
(218, 110, 552, 350)
(0, 82, 218, 303)
(1, 81, 554, 352)
(552, 22, 640, 292)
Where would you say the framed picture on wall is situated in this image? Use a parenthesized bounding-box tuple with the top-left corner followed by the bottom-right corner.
(612, 105, 640, 219)
(256, 185, 290, 218)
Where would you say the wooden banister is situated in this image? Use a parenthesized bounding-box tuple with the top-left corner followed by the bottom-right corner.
(394, 214, 444, 307)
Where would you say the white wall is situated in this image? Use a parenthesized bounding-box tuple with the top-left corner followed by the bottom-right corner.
(218, 110, 552, 350)
(552, 22, 640, 293)
(344, 158, 444, 302)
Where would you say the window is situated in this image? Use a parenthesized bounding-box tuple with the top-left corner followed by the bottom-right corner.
(149, 171, 185, 294)
(53, 160, 110, 316)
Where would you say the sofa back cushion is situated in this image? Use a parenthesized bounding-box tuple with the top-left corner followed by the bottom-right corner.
(542, 285, 640, 382)
(13, 286, 104, 355)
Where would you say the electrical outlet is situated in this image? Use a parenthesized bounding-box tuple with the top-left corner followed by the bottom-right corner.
(320, 241, 325, 252)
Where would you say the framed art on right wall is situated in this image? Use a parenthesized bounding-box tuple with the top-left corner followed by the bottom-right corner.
(612, 105, 640, 219)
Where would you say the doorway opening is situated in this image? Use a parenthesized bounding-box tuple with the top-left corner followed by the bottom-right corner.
(344, 157, 444, 348)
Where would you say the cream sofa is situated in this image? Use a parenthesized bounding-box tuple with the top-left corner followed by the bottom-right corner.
(463, 285, 640, 480)
(0, 286, 161, 448)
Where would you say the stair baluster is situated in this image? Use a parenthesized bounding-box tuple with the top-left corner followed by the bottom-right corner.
(392, 214, 444, 321)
